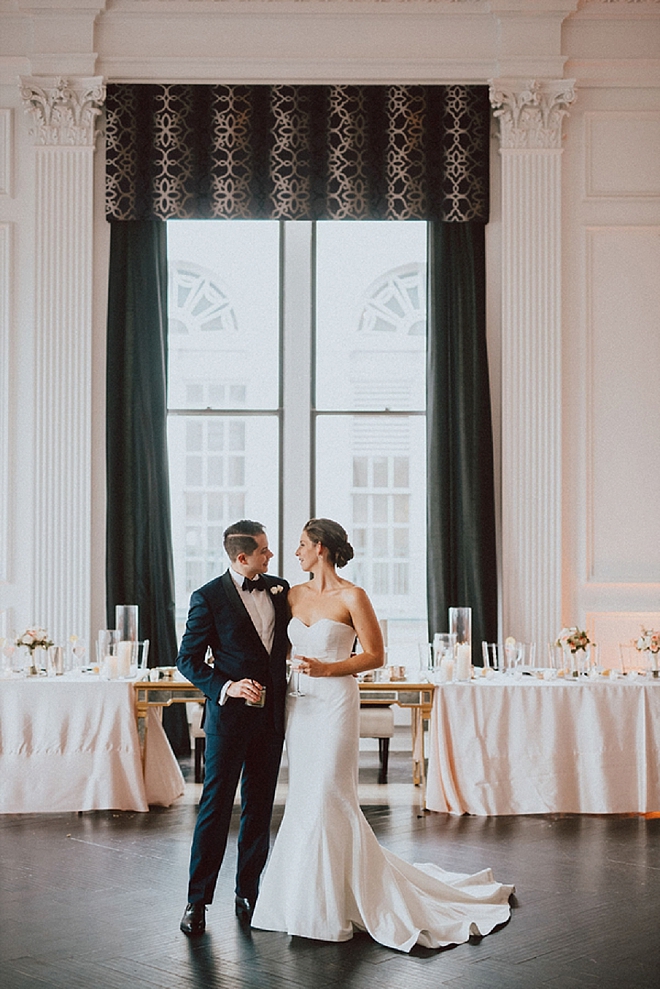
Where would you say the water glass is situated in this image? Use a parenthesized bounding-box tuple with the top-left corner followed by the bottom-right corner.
(97, 629, 120, 678)
(417, 641, 432, 672)
(482, 642, 503, 670)
(432, 633, 456, 670)
(547, 643, 564, 673)
(47, 645, 64, 676)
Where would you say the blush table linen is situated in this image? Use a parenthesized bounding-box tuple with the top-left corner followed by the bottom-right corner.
(426, 676, 660, 816)
(0, 677, 185, 813)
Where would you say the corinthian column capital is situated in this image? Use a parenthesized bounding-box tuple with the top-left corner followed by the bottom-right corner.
(19, 76, 106, 148)
(489, 78, 576, 150)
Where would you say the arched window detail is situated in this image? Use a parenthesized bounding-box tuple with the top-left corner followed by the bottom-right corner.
(358, 264, 426, 337)
(168, 262, 238, 336)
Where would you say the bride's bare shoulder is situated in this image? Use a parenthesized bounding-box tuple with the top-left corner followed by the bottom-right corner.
(339, 581, 369, 606)
(288, 582, 311, 604)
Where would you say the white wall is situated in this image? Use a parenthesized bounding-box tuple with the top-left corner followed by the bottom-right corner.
(563, 9, 660, 663)
(0, 0, 658, 660)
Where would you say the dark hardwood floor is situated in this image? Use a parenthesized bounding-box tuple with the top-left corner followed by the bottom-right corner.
(1, 740, 659, 989)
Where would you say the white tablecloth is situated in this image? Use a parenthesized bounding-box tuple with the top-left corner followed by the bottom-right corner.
(0, 676, 185, 813)
(426, 675, 660, 816)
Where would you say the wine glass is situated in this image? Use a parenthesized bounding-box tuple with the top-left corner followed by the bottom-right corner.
(288, 648, 305, 697)
(73, 643, 86, 669)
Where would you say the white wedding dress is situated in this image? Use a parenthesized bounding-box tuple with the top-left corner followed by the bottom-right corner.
(251, 618, 514, 952)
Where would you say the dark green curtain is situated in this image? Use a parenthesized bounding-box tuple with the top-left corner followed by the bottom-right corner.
(427, 221, 498, 662)
(106, 220, 189, 755)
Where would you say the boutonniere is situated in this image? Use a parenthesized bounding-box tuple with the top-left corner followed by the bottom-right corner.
(270, 584, 284, 595)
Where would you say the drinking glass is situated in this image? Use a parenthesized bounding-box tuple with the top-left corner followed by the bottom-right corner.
(288, 648, 305, 697)
(547, 642, 563, 674)
(417, 641, 432, 673)
(97, 629, 120, 678)
(47, 645, 64, 676)
(482, 642, 503, 671)
(70, 638, 86, 670)
(433, 633, 457, 670)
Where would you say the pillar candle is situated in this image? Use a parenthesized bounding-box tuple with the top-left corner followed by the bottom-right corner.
(456, 643, 472, 680)
(117, 641, 132, 678)
(439, 657, 454, 682)
(103, 654, 118, 679)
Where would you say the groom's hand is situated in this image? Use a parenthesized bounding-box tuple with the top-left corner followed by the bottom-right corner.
(226, 678, 264, 703)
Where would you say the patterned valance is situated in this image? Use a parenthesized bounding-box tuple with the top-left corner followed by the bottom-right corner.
(106, 84, 489, 223)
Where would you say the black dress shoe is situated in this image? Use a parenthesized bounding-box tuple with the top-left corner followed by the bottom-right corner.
(180, 902, 206, 935)
(234, 895, 254, 924)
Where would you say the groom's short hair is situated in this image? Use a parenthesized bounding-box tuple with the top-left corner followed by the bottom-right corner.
(223, 520, 266, 561)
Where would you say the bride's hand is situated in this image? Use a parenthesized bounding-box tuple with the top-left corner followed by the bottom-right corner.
(296, 655, 326, 678)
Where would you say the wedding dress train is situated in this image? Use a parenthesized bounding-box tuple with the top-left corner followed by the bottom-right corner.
(251, 618, 513, 952)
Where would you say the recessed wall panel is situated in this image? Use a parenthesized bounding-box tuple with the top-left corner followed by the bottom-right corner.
(588, 227, 660, 583)
(587, 611, 660, 669)
(586, 112, 660, 199)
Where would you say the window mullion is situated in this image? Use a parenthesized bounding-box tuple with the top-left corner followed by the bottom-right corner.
(281, 220, 313, 585)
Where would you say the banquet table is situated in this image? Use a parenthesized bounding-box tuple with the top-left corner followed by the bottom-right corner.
(426, 673, 660, 816)
(0, 675, 185, 813)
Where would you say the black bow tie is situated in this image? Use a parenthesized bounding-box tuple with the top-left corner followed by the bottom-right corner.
(242, 575, 267, 593)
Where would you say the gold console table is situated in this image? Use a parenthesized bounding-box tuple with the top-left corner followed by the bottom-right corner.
(134, 676, 435, 799)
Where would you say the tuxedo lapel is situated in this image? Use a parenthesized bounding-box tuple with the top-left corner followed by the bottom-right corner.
(220, 570, 269, 659)
(267, 578, 288, 632)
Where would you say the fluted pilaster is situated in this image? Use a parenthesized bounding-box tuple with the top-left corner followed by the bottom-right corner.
(490, 78, 575, 648)
(20, 76, 105, 646)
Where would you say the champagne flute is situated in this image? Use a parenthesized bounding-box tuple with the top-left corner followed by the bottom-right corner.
(288, 648, 305, 697)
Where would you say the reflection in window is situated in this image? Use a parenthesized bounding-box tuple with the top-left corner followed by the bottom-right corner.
(169, 262, 238, 335)
(358, 264, 426, 337)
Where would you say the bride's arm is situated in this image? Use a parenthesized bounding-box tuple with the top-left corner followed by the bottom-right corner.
(303, 587, 384, 678)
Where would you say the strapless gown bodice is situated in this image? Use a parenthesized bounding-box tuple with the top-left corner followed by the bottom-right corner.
(288, 616, 356, 665)
(251, 616, 514, 952)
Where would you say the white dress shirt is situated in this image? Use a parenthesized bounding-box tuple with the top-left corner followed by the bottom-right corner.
(219, 568, 276, 705)
(229, 567, 275, 653)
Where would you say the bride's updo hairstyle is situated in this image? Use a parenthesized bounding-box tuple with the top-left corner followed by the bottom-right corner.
(304, 518, 354, 569)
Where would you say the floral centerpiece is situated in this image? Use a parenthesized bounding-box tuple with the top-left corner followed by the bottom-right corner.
(635, 627, 660, 654)
(635, 627, 660, 676)
(555, 627, 590, 653)
(16, 627, 54, 651)
(555, 627, 592, 676)
(16, 627, 53, 674)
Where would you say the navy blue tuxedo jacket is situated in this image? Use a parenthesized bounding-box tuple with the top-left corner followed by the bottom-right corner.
(176, 570, 290, 738)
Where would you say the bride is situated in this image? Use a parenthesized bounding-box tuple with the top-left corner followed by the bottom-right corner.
(251, 518, 513, 952)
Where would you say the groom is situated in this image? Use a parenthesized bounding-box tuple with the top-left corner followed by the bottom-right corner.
(177, 520, 290, 936)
